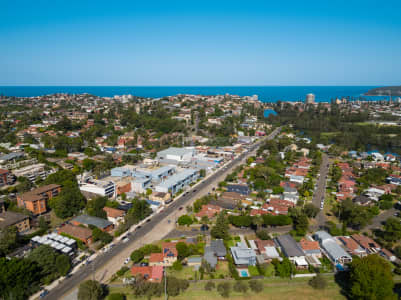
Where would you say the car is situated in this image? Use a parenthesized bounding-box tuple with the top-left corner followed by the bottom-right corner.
(124, 258, 130, 264)
(122, 237, 129, 243)
(320, 203, 324, 209)
(40, 290, 49, 298)
(193, 189, 197, 193)
(178, 206, 183, 210)
(146, 218, 151, 223)
(136, 226, 142, 230)
(140, 262, 149, 266)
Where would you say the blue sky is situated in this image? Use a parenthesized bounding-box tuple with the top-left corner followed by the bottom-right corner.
(1, 0, 401, 86)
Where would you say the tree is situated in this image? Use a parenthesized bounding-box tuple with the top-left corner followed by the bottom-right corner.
(39, 216, 49, 231)
(56, 254, 71, 276)
(248, 279, 264, 293)
(309, 274, 327, 289)
(383, 217, 401, 242)
(256, 229, 270, 240)
(176, 242, 190, 260)
(50, 186, 86, 219)
(204, 281, 215, 291)
(211, 212, 229, 240)
(172, 260, 183, 271)
(349, 255, 396, 300)
(78, 280, 104, 300)
(177, 215, 193, 226)
(273, 258, 294, 278)
(0, 226, 19, 255)
(217, 282, 231, 298)
(92, 227, 113, 245)
(303, 203, 319, 218)
(233, 280, 248, 293)
(0, 257, 41, 299)
(86, 196, 107, 219)
(130, 249, 144, 263)
(28, 245, 59, 283)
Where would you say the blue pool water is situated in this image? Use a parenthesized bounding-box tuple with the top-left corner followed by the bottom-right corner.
(240, 270, 249, 277)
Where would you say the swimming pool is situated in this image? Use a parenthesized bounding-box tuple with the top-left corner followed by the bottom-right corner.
(240, 270, 249, 277)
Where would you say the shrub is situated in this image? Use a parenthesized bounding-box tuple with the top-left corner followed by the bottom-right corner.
(248, 280, 263, 293)
(217, 282, 231, 298)
(204, 281, 215, 291)
(233, 280, 248, 293)
(116, 266, 129, 277)
(309, 274, 327, 290)
(172, 260, 183, 271)
(107, 293, 126, 300)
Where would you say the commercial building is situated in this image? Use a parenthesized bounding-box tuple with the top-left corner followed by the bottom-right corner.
(58, 224, 93, 245)
(79, 179, 116, 198)
(71, 214, 114, 232)
(154, 169, 198, 195)
(17, 184, 61, 215)
(157, 147, 195, 163)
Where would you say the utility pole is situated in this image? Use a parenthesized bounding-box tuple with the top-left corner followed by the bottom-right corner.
(164, 267, 167, 300)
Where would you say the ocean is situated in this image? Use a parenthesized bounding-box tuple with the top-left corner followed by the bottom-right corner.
(0, 86, 391, 103)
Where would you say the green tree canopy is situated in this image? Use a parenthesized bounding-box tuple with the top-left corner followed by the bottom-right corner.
(349, 255, 396, 300)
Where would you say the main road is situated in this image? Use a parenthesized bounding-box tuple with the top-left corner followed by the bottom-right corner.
(45, 127, 281, 300)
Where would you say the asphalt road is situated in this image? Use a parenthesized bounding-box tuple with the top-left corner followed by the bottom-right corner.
(311, 153, 330, 230)
(45, 128, 281, 300)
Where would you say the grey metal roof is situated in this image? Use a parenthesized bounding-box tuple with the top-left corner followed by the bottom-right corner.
(314, 231, 351, 262)
(156, 169, 197, 189)
(72, 214, 113, 229)
(210, 239, 227, 257)
(204, 246, 217, 268)
(275, 234, 305, 258)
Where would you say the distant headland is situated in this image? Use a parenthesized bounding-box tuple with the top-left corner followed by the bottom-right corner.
(365, 85, 401, 96)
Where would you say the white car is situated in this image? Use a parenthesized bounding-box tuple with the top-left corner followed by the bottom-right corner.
(124, 257, 130, 264)
(122, 237, 129, 243)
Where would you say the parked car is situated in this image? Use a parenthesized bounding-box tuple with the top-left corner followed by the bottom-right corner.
(122, 237, 129, 243)
(124, 258, 130, 264)
(40, 290, 49, 298)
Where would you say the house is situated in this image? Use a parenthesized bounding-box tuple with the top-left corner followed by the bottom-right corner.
(149, 253, 164, 266)
(162, 242, 178, 266)
(71, 215, 114, 232)
(187, 256, 202, 268)
(103, 206, 125, 225)
(380, 248, 397, 262)
(314, 231, 352, 265)
(275, 234, 307, 268)
(299, 238, 321, 258)
(352, 195, 372, 206)
(58, 224, 93, 245)
(149, 192, 171, 205)
(0, 211, 30, 232)
(17, 184, 61, 215)
(226, 184, 250, 195)
(337, 236, 366, 257)
(130, 266, 163, 283)
(195, 204, 222, 220)
(230, 242, 257, 266)
(210, 239, 227, 259)
(351, 234, 381, 254)
(204, 246, 218, 269)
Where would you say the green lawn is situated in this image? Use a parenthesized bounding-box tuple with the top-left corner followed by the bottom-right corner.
(108, 276, 346, 300)
(248, 265, 260, 277)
